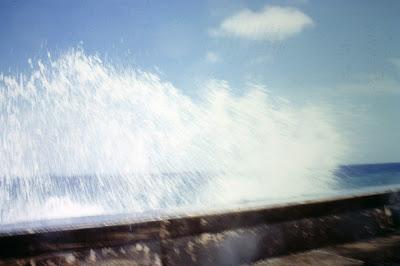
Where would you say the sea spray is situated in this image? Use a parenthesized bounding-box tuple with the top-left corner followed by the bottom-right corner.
(0, 49, 346, 224)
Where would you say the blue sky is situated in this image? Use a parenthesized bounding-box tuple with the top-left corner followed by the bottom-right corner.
(0, 0, 399, 163)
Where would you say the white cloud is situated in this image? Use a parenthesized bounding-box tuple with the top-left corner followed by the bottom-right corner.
(205, 51, 220, 63)
(211, 5, 314, 41)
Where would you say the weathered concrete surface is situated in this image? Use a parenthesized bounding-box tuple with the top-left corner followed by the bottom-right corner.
(4, 234, 400, 265)
(0, 241, 162, 266)
(161, 208, 391, 265)
(251, 250, 363, 266)
(251, 233, 400, 266)
(0, 189, 399, 265)
(327, 233, 400, 264)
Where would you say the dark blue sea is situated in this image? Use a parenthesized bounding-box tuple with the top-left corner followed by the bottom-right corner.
(334, 162, 400, 190)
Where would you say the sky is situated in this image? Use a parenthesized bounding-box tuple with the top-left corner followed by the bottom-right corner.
(0, 0, 399, 163)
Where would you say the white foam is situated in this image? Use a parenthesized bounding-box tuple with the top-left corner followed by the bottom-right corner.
(0, 49, 347, 224)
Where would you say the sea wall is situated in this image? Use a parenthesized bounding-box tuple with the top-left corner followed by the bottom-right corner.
(0, 189, 399, 265)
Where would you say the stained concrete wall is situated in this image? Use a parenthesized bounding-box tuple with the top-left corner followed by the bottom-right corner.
(0, 190, 399, 265)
